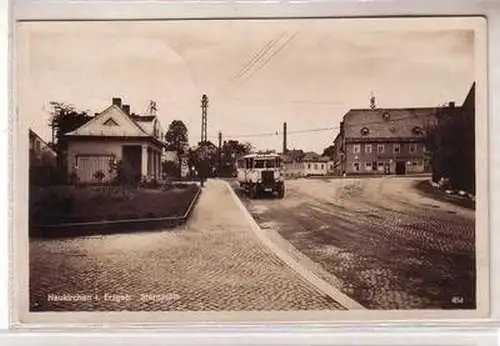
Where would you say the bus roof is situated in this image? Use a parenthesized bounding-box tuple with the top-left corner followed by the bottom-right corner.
(240, 153, 281, 159)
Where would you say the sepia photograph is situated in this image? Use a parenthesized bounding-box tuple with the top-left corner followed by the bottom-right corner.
(13, 16, 488, 323)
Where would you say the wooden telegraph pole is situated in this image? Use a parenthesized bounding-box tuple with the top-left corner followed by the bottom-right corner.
(218, 131, 222, 176)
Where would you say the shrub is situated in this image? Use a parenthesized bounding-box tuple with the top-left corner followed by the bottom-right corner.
(93, 170, 106, 184)
(30, 187, 75, 224)
(139, 178, 162, 189)
(111, 160, 140, 187)
(29, 166, 68, 186)
(173, 182, 189, 189)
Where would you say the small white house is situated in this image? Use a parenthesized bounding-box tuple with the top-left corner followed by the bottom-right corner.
(281, 151, 332, 178)
(302, 152, 330, 177)
(64, 97, 165, 183)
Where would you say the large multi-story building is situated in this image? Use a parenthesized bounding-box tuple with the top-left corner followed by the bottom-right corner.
(332, 105, 440, 176)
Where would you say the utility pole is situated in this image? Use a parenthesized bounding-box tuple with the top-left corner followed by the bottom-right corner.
(282, 122, 288, 154)
(218, 131, 222, 176)
(201, 94, 208, 144)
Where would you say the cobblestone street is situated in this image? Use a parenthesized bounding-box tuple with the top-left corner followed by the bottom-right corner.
(235, 176, 476, 310)
(30, 180, 343, 312)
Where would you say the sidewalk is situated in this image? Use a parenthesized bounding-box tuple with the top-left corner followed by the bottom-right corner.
(30, 179, 343, 312)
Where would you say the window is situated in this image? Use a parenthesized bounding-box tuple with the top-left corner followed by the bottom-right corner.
(365, 162, 372, 171)
(314, 164, 318, 170)
(365, 144, 372, 153)
(393, 144, 401, 154)
(246, 158, 254, 169)
(377, 144, 385, 153)
(353, 144, 361, 153)
(103, 118, 119, 126)
(321, 164, 324, 169)
(308, 163, 311, 169)
(409, 143, 417, 153)
(412, 126, 423, 135)
(353, 162, 360, 171)
(254, 159, 277, 168)
(377, 161, 384, 171)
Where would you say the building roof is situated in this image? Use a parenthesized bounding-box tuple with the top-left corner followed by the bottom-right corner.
(241, 153, 281, 159)
(302, 151, 329, 162)
(64, 101, 164, 141)
(29, 128, 56, 155)
(342, 107, 438, 140)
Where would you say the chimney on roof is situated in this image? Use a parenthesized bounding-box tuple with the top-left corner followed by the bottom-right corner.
(449, 101, 455, 108)
(122, 104, 130, 115)
(112, 97, 122, 108)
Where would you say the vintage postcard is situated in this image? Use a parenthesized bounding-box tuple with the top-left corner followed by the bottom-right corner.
(12, 16, 488, 325)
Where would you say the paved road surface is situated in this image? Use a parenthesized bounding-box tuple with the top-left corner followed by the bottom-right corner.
(30, 180, 343, 312)
(234, 177, 475, 310)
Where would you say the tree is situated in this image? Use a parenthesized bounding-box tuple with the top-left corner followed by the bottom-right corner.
(220, 140, 253, 177)
(48, 102, 92, 171)
(48, 102, 92, 142)
(424, 103, 475, 193)
(164, 120, 189, 178)
(322, 145, 335, 158)
(189, 141, 218, 179)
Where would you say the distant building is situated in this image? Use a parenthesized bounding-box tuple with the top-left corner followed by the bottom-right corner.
(29, 129, 56, 168)
(332, 105, 439, 176)
(282, 149, 305, 178)
(282, 150, 332, 178)
(63, 97, 165, 183)
(302, 151, 330, 176)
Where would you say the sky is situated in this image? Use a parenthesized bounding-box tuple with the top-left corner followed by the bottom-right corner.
(16, 18, 476, 153)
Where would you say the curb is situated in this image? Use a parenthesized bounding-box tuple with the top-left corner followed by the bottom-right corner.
(31, 186, 202, 239)
(223, 181, 366, 310)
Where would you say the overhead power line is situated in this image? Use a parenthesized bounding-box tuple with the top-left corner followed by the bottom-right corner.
(215, 126, 338, 139)
(228, 32, 286, 84)
(206, 109, 444, 140)
(236, 31, 298, 87)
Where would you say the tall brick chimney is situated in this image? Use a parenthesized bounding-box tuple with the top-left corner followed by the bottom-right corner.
(122, 104, 130, 115)
(283, 122, 287, 154)
(112, 97, 122, 108)
(449, 101, 455, 108)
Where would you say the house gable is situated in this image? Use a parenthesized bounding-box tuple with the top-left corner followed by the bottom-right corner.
(65, 105, 149, 138)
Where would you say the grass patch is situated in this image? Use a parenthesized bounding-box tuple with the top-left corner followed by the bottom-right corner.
(30, 183, 200, 225)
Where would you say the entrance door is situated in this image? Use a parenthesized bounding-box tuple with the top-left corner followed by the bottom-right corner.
(395, 161, 406, 175)
(121, 145, 142, 182)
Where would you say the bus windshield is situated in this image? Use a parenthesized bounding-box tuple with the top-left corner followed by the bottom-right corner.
(254, 159, 277, 169)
